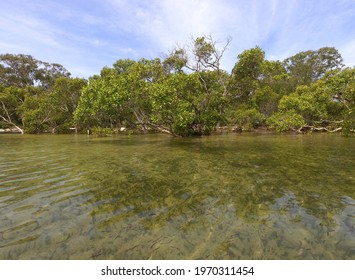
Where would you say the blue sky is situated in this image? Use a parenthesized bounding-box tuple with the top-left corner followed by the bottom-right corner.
(0, 0, 354, 78)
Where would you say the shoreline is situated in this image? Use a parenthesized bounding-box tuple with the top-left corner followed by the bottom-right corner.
(0, 128, 22, 134)
(0, 126, 350, 136)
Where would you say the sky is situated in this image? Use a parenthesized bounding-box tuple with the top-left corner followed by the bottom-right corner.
(0, 0, 354, 78)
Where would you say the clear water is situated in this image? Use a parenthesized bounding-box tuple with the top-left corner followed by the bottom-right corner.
(0, 133, 354, 259)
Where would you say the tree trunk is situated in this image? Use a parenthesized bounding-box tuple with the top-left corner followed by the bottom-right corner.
(0, 116, 24, 134)
(297, 125, 342, 134)
(1, 101, 24, 134)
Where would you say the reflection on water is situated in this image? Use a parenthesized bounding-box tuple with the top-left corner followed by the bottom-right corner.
(0, 134, 354, 259)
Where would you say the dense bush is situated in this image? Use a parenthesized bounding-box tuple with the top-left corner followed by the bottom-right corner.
(1, 43, 353, 136)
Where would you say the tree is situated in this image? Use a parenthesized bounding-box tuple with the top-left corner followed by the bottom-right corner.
(75, 36, 231, 136)
(112, 58, 136, 74)
(150, 71, 223, 136)
(326, 68, 355, 111)
(163, 35, 231, 132)
(283, 47, 344, 89)
(163, 48, 187, 73)
(226, 47, 287, 128)
(149, 73, 199, 136)
(229, 46, 265, 102)
(48, 77, 87, 132)
(0, 54, 70, 89)
(323, 68, 355, 134)
(0, 54, 71, 133)
(226, 106, 265, 130)
(0, 86, 25, 133)
(74, 59, 166, 132)
(36, 62, 71, 90)
(266, 110, 305, 132)
(1, 44, 352, 135)
(74, 70, 129, 129)
(18, 87, 53, 133)
(251, 86, 280, 118)
(267, 67, 354, 132)
(165, 35, 231, 96)
(259, 60, 289, 94)
(0, 54, 38, 88)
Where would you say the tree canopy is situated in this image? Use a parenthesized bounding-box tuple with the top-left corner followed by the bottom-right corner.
(1, 39, 354, 136)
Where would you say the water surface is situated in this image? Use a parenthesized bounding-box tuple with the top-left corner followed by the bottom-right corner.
(0, 133, 354, 259)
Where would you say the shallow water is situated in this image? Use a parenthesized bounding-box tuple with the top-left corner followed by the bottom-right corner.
(0, 133, 354, 259)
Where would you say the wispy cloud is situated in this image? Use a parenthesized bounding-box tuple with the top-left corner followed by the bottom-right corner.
(340, 39, 355, 67)
(0, 0, 353, 77)
(104, 0, 355, 70)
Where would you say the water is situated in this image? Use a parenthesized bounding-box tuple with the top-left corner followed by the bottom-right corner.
(0, 133, 354, 259)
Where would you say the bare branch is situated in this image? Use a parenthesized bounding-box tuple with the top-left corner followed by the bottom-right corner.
(1, 101, 12, 121)
(0, 101, 24, 134)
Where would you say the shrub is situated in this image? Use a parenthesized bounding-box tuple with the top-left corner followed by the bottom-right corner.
(228, 108, 265, 130)
(266, 110, 305, 132)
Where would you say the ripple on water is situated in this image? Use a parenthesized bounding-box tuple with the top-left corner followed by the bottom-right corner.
(0, 134, 354, 259)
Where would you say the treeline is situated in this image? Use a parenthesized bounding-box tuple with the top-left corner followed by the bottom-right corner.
(0, 54, 86, 134)
(1, 36, 354, 136)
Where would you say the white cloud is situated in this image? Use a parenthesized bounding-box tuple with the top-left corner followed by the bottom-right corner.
(64, 0, 355, 73)
(340, 39, 355, 68)
(0, 14, 60, 49)
(0, 0, 353, 77)
(106, 0, 333, 68)
(105, 0, 267, 69)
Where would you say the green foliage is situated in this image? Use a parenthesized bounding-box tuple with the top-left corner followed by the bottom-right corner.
(229, 47, 265, 101)
(343, 110, 355, 136)
(75, 48, 225, 136)
(0, 43, 353, 136)
(275, 75, 349, 133)
(275, 68, 354, 130)
(278, 87, 328, 124)
(228, 47, 289, 106)
(232, 46, 265, 79)
(18, 87, 52, 133)
(324, 68, 355, 134)
(17, 77, 86, 133)
(252, 86, 280, 117)
(49, 77, 87, 131)
(193, 37, 216, 69)
(283, 47, 344, 89)
(149, 73, 196, 135)
(112, 59, 136, 74)
(0, 53, 70, 89)
(74, 74, 124, 127)
(324, 68, 354, 107)
(75, 58, 163, 130)
(267, 110, 305, 132)
(0, 86, 25, 127)
(0, 54, 74, 133)
(150, 72, 222, 136)
(92, 127, 114, 136)
(163, 49, 187, 73)
(227, 107, 265, 130)
(260, 60, 289, 94)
